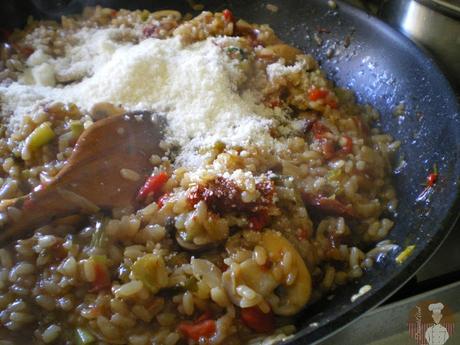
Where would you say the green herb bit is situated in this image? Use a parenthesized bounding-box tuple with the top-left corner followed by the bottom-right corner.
(226, 46, 246, 60)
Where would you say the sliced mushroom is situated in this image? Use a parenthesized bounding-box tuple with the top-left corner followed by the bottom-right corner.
(151, 10, 182, 21)
(90, 102, 125, 121)
(265, 44, 302, 65)
(173, 201, 229, 251)
(191, 258, 222, 288)
(222, 230, 312, 316)
(222, 258, 278, 308)
(175, 232, 222, 252)
(261, 230, 311, 315)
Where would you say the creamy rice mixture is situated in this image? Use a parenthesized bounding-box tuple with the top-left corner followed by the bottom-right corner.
(0, 7, 399, 345)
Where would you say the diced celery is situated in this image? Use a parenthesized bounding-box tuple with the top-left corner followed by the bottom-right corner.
(395, 245, 415, 264)
(91, 254, 107, 265)
(184, 276, 198, 292)
(140, 10, 150, 21)
(327, 168, 342, 181)
(26, 122, 55, 150)
(70, 121, 84, 138)
(132, 254, 168, 294)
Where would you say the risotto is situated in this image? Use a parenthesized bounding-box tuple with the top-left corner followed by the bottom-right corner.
(0, 7, 399, 345)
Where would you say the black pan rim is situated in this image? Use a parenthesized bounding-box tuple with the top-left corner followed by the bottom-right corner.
(287, 0, 460, 343)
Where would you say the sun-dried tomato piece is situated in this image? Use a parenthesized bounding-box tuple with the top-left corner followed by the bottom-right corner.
(302, 193, 357, 218)
(187, 177, 274, 215)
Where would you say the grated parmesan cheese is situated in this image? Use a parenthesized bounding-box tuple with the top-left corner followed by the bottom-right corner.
(267, 60, 305, 81)
(0, 33, 292, 167)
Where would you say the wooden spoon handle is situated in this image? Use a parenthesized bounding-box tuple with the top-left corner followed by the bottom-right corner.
(0, 111, 164, 245)
(0, 187, 99, 243)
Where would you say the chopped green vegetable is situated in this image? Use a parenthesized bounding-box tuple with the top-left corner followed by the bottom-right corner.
(91, 254, 107, 265)
(90, 219, 108, 248)
(395, 245, 415, 264)
(213, 141, 225, 153)
(184, 276, 198, 292)
(326, 168, 343, 181)
(70, 121, 84, 138)
(75, 327, 95, 345)
(226, 46, 246, 60)
(140, 10, 150, 21)
(26, 122, 55, 150)
(132, 254, 168, 294)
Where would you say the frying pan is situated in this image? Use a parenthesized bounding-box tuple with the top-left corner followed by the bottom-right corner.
(1, 1, 460, 344)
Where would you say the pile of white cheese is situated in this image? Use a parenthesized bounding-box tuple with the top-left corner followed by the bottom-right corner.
(0, 28, 299, 167)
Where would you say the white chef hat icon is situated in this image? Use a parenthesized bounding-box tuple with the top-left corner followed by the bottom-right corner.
(428, 303, 445, 314)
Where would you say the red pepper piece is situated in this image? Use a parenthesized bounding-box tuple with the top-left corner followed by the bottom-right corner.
(308, 88, 329, 101)
(223, 9, 234, 22)
(137, 172, 169, 201)
(89, 261, 111, 293)
(241, 306, 275, 333)
(425, 164, 439, 188)
(426, 173, 437, 187)
(178, 319, 216, 342)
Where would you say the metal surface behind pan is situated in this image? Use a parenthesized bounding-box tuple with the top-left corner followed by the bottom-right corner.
(1, 0, 460, 343)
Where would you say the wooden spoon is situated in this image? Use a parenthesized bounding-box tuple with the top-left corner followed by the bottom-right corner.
(0, 111, 164, 244)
